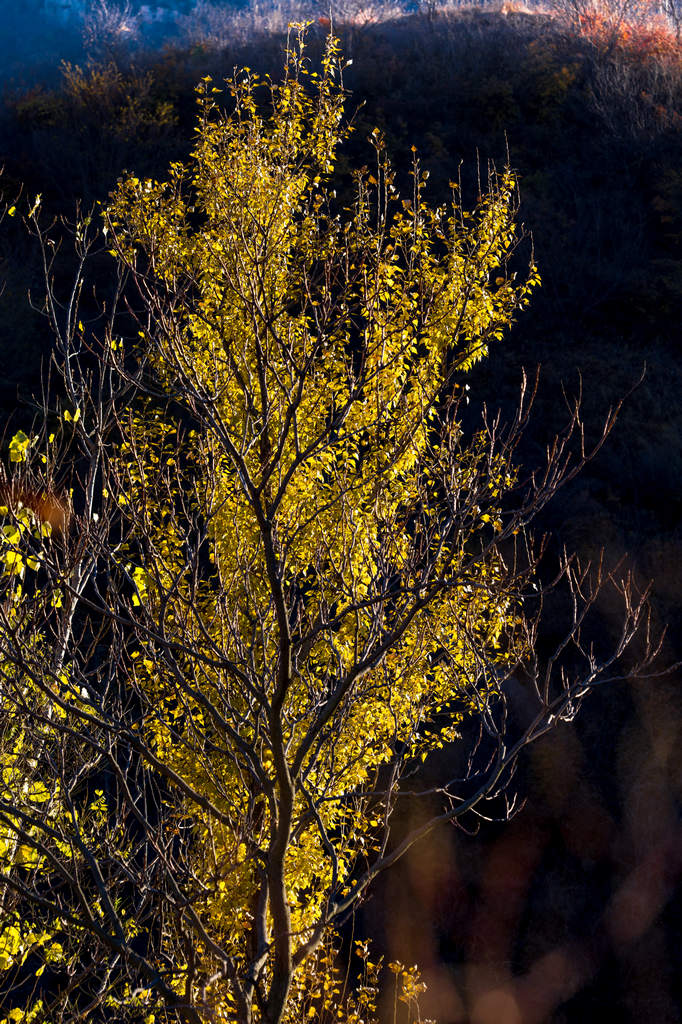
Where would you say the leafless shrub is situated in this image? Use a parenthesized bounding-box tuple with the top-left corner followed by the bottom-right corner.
(82, 0, 139, 63)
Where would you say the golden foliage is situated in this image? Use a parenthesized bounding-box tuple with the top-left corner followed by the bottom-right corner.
(0, 30, 540, 1024)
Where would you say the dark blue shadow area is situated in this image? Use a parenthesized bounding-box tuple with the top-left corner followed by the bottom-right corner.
(0, 1, 251, 90)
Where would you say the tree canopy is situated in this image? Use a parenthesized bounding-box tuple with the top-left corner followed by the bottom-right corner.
(0, 30, 653, 1024)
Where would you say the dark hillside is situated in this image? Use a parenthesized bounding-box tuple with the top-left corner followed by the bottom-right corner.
(1, 6, 682, 1020)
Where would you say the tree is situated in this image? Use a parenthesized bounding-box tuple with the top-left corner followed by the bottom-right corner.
(661, 0, 682, 39)
(0, 31, 655, 1024)
(547, 0, 658, 38)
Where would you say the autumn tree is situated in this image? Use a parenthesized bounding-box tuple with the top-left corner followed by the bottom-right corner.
(0, 31, 655, 1024)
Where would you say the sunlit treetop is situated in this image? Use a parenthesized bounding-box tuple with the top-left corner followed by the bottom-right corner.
(101, 29, 540, 1021)
(0, 30, 555, 1024)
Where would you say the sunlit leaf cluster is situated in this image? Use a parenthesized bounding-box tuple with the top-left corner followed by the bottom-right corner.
(0, 30, 545, 1024)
